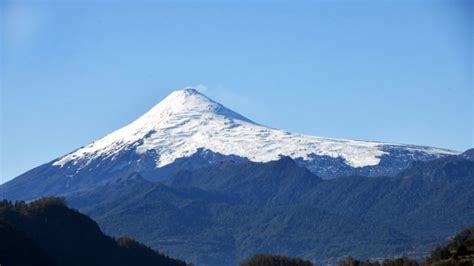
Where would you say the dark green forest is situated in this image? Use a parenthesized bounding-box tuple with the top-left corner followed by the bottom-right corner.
(239, 254, 313, 266)
(1, 197, 473, 266)
(0, 197, 187, 266)
(1, 150, 473, 265)
(63, 152, 474, 264)
(239, 224, 474, 266)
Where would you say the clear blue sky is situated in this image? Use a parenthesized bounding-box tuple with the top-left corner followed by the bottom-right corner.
(1, 0, 472, 183)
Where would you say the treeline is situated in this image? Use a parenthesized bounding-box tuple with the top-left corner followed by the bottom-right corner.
(337, 256, 419, 266)
(1, 197, 473, 266)
(240, 225, 474, 266)
(239, 254, 313, 266)
(338, 225, 474, 266)
(0, 197, 187, 266)
(427, 225, 474, 265)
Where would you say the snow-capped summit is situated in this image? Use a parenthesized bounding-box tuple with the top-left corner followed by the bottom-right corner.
(52, 87, 457, 173)
(0, 86, 461, 200)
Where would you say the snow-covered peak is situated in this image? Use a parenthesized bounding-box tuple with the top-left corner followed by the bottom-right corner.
(138, 87, 254, 125)
(53, 87, 458, 170)
(141, 87, 217, 118)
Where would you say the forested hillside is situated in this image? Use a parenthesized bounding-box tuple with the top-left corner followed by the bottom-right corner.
(0, 197, 187, 266)
(63, 151, 473, 264)
(238, 224, 474, 266)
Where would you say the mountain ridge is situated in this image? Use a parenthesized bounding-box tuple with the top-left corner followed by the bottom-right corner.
(0, 197, 187, 266)
(65, 150, 474, 265)
(0, 87, 459, 200)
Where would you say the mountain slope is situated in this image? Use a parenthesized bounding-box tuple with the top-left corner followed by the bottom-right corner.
(427, 224, 474, 265)
(0, 88, 457, 200)
(65, 151, 474, 265)
(0, 197, 187, 266)
(0, 220, 56, 266)
(67, 171, 405, 266)
(52, 88, 450, 170)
